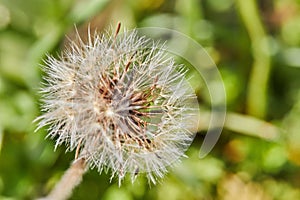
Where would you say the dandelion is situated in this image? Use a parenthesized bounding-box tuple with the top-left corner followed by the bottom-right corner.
(35, 23, 199, 199)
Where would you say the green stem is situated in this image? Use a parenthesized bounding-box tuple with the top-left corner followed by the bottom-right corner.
(235, 0, 271, 118)
(0, 127, 3, 155)
(198, 112, 280, 141)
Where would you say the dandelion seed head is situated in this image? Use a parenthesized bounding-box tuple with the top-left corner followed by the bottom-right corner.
(35, 25, 199, 185)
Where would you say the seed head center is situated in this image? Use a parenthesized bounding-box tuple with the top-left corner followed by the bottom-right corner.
(105, 107, 115, 117)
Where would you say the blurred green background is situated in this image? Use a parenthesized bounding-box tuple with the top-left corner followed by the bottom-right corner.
(1, 0, 300, 199)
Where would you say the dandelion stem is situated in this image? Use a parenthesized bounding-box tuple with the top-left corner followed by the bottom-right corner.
(39, 158, 87, 200)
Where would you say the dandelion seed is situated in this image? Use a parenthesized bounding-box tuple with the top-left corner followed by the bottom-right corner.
(35, 24, 199, 185)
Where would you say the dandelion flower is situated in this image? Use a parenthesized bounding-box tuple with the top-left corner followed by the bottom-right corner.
(36, 24, 199, 185)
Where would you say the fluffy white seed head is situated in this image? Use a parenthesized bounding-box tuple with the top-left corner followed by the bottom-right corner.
(35, 25, 199, 185)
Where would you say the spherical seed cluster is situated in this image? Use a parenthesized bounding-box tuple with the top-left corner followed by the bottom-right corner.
(35, 26, 199, 185)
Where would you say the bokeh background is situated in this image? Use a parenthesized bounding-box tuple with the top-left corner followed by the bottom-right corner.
(1, 0, 300, 199)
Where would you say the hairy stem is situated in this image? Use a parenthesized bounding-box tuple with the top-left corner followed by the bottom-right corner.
(38, 158, 87, 200)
